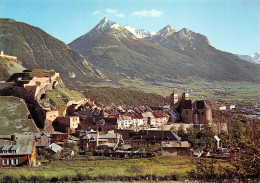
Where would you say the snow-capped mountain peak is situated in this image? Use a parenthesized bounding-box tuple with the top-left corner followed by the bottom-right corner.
(156, 25, 176, 37)
(124, 25, 156, 39)
(95, 18, 123, 32)
(236, 52, 260, 64)
(124, 25, 135, 33)
(96, 18, 115, 31)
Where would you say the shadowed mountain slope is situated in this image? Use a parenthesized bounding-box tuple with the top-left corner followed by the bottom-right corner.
(0, 18, 105, 87)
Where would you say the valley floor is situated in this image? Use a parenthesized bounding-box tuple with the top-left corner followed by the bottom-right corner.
(87, 79, 260, 103)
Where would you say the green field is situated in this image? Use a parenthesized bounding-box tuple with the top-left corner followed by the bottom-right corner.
(0, 96, 38, 135)
(0, 156, 231, 182)
(85, 78, 260, 104)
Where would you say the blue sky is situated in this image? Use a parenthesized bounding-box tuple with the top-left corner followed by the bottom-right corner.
(0, 0, 259, 54)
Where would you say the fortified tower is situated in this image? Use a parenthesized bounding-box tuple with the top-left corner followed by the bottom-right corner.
(170, 90, 178, 106)
(181, 92, 189, 100)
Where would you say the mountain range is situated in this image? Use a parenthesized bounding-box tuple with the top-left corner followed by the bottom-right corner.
(236, 52, 260, 64)
(0, 18, 104, 87)
(0, 18, 259, 88)
(69, 18, 260, 83)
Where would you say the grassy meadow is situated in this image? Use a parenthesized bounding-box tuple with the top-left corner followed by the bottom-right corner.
(0, 156, 232, 182)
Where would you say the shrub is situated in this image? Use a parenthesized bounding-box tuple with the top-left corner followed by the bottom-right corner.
(126, 164, 144, 174)
(20, 175, 28, 182)
(2, 175, 18, 183)
(29, 175, 45, 183)
(59, 175, 72, 182)
(50, 177, 59, 182)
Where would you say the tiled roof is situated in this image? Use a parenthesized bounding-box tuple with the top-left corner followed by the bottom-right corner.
(99, 134, 119, 139)
(131, 130, 181, 141)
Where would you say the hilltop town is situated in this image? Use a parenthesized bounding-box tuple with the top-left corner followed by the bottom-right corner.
(0, 53, 259, 182)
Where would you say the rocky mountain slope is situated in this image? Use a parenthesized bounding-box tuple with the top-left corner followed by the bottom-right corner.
(69, 18, 260, 83)
(0, 18, 105, 87)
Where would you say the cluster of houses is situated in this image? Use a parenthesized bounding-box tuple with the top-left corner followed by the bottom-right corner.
(1, 69, 214, 135)
(217, 101, 260, 132)
(0, 69, 218, 167)
(0, 128, 192, 167)
(58, 90, 213, 134)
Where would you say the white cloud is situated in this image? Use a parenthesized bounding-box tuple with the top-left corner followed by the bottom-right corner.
(131, 9, 163, 17)
(115, 13, 125, 18)
(105, 8, 125, 18)
(92, 10, 100, 16)
(106, 8, 118, 14)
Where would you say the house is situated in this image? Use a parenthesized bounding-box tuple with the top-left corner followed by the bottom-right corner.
(98, 131, 123, 150)
(141, 112, 155, 127)
(80, 130, 123, 151)
(117, 114, 133, 129)
(53, 116, 80, 133)
(80, 117, 118, 132)
(114, 129, 135, 142)
(161, 141, 190, 156)
(130, 130, 191, 156)
(130, 130, 181, 148)
(152, 111, 169, 127)
(0, 134, 37, 167)
(50, 133, 68, 147)
(131, 113, 144, 129)
(35, 132, 50, 148)
(80, 130, 99, 151)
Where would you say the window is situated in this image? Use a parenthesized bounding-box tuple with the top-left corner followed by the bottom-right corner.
(186, 111, 188, 115)
(2, 159, 9, 165)
(11, 159, 18, 165)
(3, 150, 7, 154)
(201, 112, 204, 115)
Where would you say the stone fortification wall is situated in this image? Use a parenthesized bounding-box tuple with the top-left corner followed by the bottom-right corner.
(0, 86, 46, 128)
